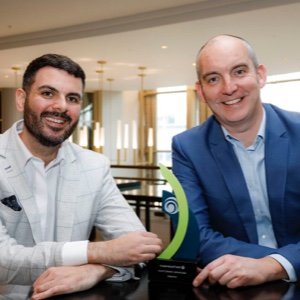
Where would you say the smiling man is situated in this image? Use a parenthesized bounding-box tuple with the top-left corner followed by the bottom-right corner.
(16, 66, 82, 164)
(172, 35, 300, 288)
(0, 54, 162, 299)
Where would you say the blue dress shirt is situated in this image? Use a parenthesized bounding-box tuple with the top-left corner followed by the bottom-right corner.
(222, 110, 296, 281)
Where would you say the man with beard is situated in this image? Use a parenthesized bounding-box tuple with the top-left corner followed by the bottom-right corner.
(0, 54, 162, 299)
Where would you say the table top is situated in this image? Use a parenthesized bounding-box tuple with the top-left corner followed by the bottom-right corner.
(23, 269, 300, 300)
(121, 181, 171, 200)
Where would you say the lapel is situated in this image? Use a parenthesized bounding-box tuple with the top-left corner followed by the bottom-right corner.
(264, 105, 288, 242)
(0, 124, 81, 243)
(0, 126, 43, 244)
(208, 120, 258, 243)
(55, 144, 80, 242)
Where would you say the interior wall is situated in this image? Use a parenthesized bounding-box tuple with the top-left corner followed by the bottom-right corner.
(0, 88, 22, 132)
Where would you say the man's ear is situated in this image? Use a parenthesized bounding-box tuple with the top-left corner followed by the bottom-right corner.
(195, 81, 207, 103)
(257, 64, 267, 89)
(15, 88, 26, 112)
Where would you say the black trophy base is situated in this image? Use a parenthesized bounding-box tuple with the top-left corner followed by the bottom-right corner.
(148, 258, 197, 284)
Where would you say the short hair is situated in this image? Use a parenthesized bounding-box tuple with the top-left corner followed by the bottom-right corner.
(195, 34, 259, 81)
(22, 54, 86, 93)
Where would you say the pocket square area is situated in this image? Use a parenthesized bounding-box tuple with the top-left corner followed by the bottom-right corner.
(1, 195, 22, 211)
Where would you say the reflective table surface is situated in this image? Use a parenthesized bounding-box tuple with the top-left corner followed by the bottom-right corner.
(19, 269, 300, 300)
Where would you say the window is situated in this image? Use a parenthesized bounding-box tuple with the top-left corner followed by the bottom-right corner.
(156, 86, 187, 166)
(71, 92, 93, 147)
(262, 72, 300, 112)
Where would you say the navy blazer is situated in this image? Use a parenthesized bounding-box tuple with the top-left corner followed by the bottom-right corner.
(172, 103, 300, 278)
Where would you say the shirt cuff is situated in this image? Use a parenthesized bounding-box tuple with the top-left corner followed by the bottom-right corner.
(269, 254, 297, 282)
(103, 265, 139, 282)
(62, 240, 88, 266)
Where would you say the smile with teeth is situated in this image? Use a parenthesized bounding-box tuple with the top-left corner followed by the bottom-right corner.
(46, 117, 64, 124)
(224, 98, 242, 105)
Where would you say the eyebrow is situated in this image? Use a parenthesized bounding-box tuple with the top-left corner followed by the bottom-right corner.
(38, 85, 58, 92)
(202, 63, 249, 80)
(232, 63, 249, 70)
(202, 71, 219, 81)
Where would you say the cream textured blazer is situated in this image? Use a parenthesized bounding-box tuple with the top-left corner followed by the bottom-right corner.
(0, 121, 145, 289)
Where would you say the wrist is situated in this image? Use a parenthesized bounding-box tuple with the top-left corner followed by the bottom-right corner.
(261, 256, 288, 281)
(87, 241, 112, 265)
(87, 264, 117, 281)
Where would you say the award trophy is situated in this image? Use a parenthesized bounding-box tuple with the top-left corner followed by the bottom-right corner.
(148, 163, 199, 284)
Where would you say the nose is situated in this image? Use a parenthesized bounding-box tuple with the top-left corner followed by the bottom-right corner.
(52, 95, 68, 112)
(222, 77, 237, 95)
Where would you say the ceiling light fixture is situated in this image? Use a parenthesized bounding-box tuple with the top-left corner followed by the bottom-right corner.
(96, 60, 106, 91)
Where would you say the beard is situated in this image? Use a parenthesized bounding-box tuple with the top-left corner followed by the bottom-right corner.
(23, 100, 79, 147)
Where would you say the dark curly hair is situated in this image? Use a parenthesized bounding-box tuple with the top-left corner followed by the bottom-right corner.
(22, 53, 86, 93)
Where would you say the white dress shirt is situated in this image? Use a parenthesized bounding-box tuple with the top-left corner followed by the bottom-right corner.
(15, 120, 88, 266)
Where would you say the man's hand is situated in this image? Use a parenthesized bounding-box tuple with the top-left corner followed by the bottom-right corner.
(88, 231, 162, 266)
(31, 264, 116, 300)
(193, 255, 288, 288)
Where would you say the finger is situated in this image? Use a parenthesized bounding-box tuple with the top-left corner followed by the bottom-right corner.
(206, 262, 231, 286)
(141, 231, 159, 238)
(222, 275, 246, 289)
(33, 272, 52, 289)
(193, 259, 225, 287)
(141, 231, 161, 243)
(142, 243, 162, 253)
(142, 238, 162, 248)
(32, 285, 64, 300)
(192, 259, 222, 287)
(214, 269, 235, 287)
(193, 268, 209, 287)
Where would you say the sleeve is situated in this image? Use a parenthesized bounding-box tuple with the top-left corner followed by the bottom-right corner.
(171, 136, 284, 265)
(270, 254, 297, 282)
(91, 156, 146, 241)
(0, 222, 64, 285)
(104, 266, 140, 282)
(62, 241, 88, 266)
